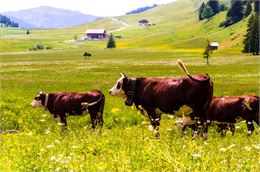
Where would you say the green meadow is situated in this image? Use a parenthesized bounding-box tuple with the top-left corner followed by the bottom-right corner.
(0, 49, 259, 171)
(0, 0, 260, 171)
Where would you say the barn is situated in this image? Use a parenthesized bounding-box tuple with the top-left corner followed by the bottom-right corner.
(210, 42, 219, 50)
(138, 19, 150, 26)
(85, 29, 108, 40)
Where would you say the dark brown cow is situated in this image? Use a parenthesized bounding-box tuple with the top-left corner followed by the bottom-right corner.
(31, 90, 105, 130)
(109, 60, 213, 139)
(175, 95, 259, 136)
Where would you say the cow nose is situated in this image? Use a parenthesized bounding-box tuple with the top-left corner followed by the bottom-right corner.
(109, 90, 112, 94)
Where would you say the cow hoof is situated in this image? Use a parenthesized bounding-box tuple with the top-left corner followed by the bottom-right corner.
(202, 133, 208, 140)
(192, 133, 199, 140)
(155, 132, 160, 137)
(247, 130, 252, 136)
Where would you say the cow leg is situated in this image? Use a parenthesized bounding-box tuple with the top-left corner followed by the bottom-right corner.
(229, 124, 235, 135)
(147, 110, 161, 137)
(246, 120, 254, 136)
(57, 114, 67, 133)
(220, 124, 227, 137)
(192, 116, 203, 140)
(89, 112, 98, 131)
(202, 120, 211, 140)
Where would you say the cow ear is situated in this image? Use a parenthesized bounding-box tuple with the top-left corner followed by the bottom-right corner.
(39, 91, 43, 95)
(120, 73, 127, 78)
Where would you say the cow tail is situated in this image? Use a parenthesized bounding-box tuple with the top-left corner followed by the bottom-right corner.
(177, 59, 190, 75)
(177, 59, 210, 83)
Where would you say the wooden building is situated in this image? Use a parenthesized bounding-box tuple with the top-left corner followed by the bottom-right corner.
(85, 29, 108, 40)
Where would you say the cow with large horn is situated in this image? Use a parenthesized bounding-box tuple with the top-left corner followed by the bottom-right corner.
(31, 90, 105, 130)
(109, 59, 213, 139)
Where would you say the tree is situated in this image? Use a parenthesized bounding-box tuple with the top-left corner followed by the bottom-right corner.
(106, 34, 116, 49)
(203, 39, 212, 65)
(202, 5, 214, 19)
(254, 1, 259, 14)
(208, 0, 219, 14)
(226, 0, 244, 24)
(244, 1, 252, 17)
(243, 14, 259, 55)
(26, 30, 30, 34)
(199, 2, 206, 20)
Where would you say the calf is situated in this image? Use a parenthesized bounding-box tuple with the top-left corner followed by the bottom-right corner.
(31, 90, 105, 130)
(175, 95, 259, 136)
(109, 59, 213, 139)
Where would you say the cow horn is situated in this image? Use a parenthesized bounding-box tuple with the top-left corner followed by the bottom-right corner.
(243, 98, 252, 110)
(120, 73, 127, 78)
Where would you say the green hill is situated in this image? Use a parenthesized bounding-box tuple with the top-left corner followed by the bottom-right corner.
(0, 0, 249, 54)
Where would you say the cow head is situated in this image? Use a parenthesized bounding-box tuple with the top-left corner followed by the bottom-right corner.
(31, 92, 45, 108)
(109, 73, 128, 97)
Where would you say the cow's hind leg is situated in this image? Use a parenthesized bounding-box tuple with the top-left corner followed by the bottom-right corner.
(57, 114, 67, 132)
(246, 120, 255, 136)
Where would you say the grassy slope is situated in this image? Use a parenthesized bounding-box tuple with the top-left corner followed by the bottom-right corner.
(0, 0, 248, 54)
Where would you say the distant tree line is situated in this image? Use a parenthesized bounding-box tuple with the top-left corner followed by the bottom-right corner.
(220, 0, 257, 27)
(0, 14, 19, 27)
(243, 2, 259, 55)
(126, 4, 158, 15)
(199, 0, 227, 20)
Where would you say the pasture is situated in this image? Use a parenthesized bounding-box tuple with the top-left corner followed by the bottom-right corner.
(0, 49, 259, 171)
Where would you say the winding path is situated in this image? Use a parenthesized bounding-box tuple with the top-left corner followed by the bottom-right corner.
(109, 17, 130, 33)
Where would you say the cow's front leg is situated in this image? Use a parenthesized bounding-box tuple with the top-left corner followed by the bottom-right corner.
(192, 116, 202, 140)
(202, 120, 211, 140)
(229, 124, 235, 135)
(147, 110, 161, 137)
(246, 120, 254, 136)
(57, 114, 67, 132)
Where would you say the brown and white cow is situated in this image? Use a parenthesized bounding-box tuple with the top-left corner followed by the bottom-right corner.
(31, 90, 105, 130)
(175, 95, 259, 136)
(109, 60, 213, 139)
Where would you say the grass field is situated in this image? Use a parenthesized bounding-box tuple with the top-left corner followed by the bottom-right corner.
(0, 49, 259, 171)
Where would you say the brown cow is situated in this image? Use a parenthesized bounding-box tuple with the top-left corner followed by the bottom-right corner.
(109, 60, 213, 139)
(31, 90, 105, 130)
(175, 95, 259, 136)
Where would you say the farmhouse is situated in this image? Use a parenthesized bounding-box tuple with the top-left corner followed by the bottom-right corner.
(85, 29, 108, 40)
(210, 42, 219, 50)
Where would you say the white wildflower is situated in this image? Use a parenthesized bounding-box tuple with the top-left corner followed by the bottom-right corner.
(39, 119, 46, 122)
(55, 167, 60, 172)
(244, 146, 251, 151)
(168, 115, 174, 119)
(252, 144, 260, 149)
(42, 114, 48, 117)
(220, 148, 227, 152)
(192, 153, 200, 158)
(71, 145, 78, 149)
(47, 144, 55, 148)
(227, 144, 235, 149)
(27, 132, 33, 136)
(54, 140, 61, 144)
(45, 130, 51, 134)
(50, 156, 56, 161)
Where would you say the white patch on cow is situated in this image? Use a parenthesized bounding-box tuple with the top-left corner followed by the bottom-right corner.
(31, 100, 43, 108)
(247, 121, 252, 124)
(109, 75, 126, 97)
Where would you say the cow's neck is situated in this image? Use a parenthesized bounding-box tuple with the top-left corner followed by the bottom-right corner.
(132, 78, 145, 108)
(125, 78, 137, 106)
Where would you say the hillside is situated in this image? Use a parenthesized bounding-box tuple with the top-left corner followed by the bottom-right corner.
(0, 0, 249, 54)
(3, 6, 97, 28)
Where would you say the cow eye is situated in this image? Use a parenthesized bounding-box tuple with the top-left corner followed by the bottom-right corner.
(117, 82, 121, 89)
